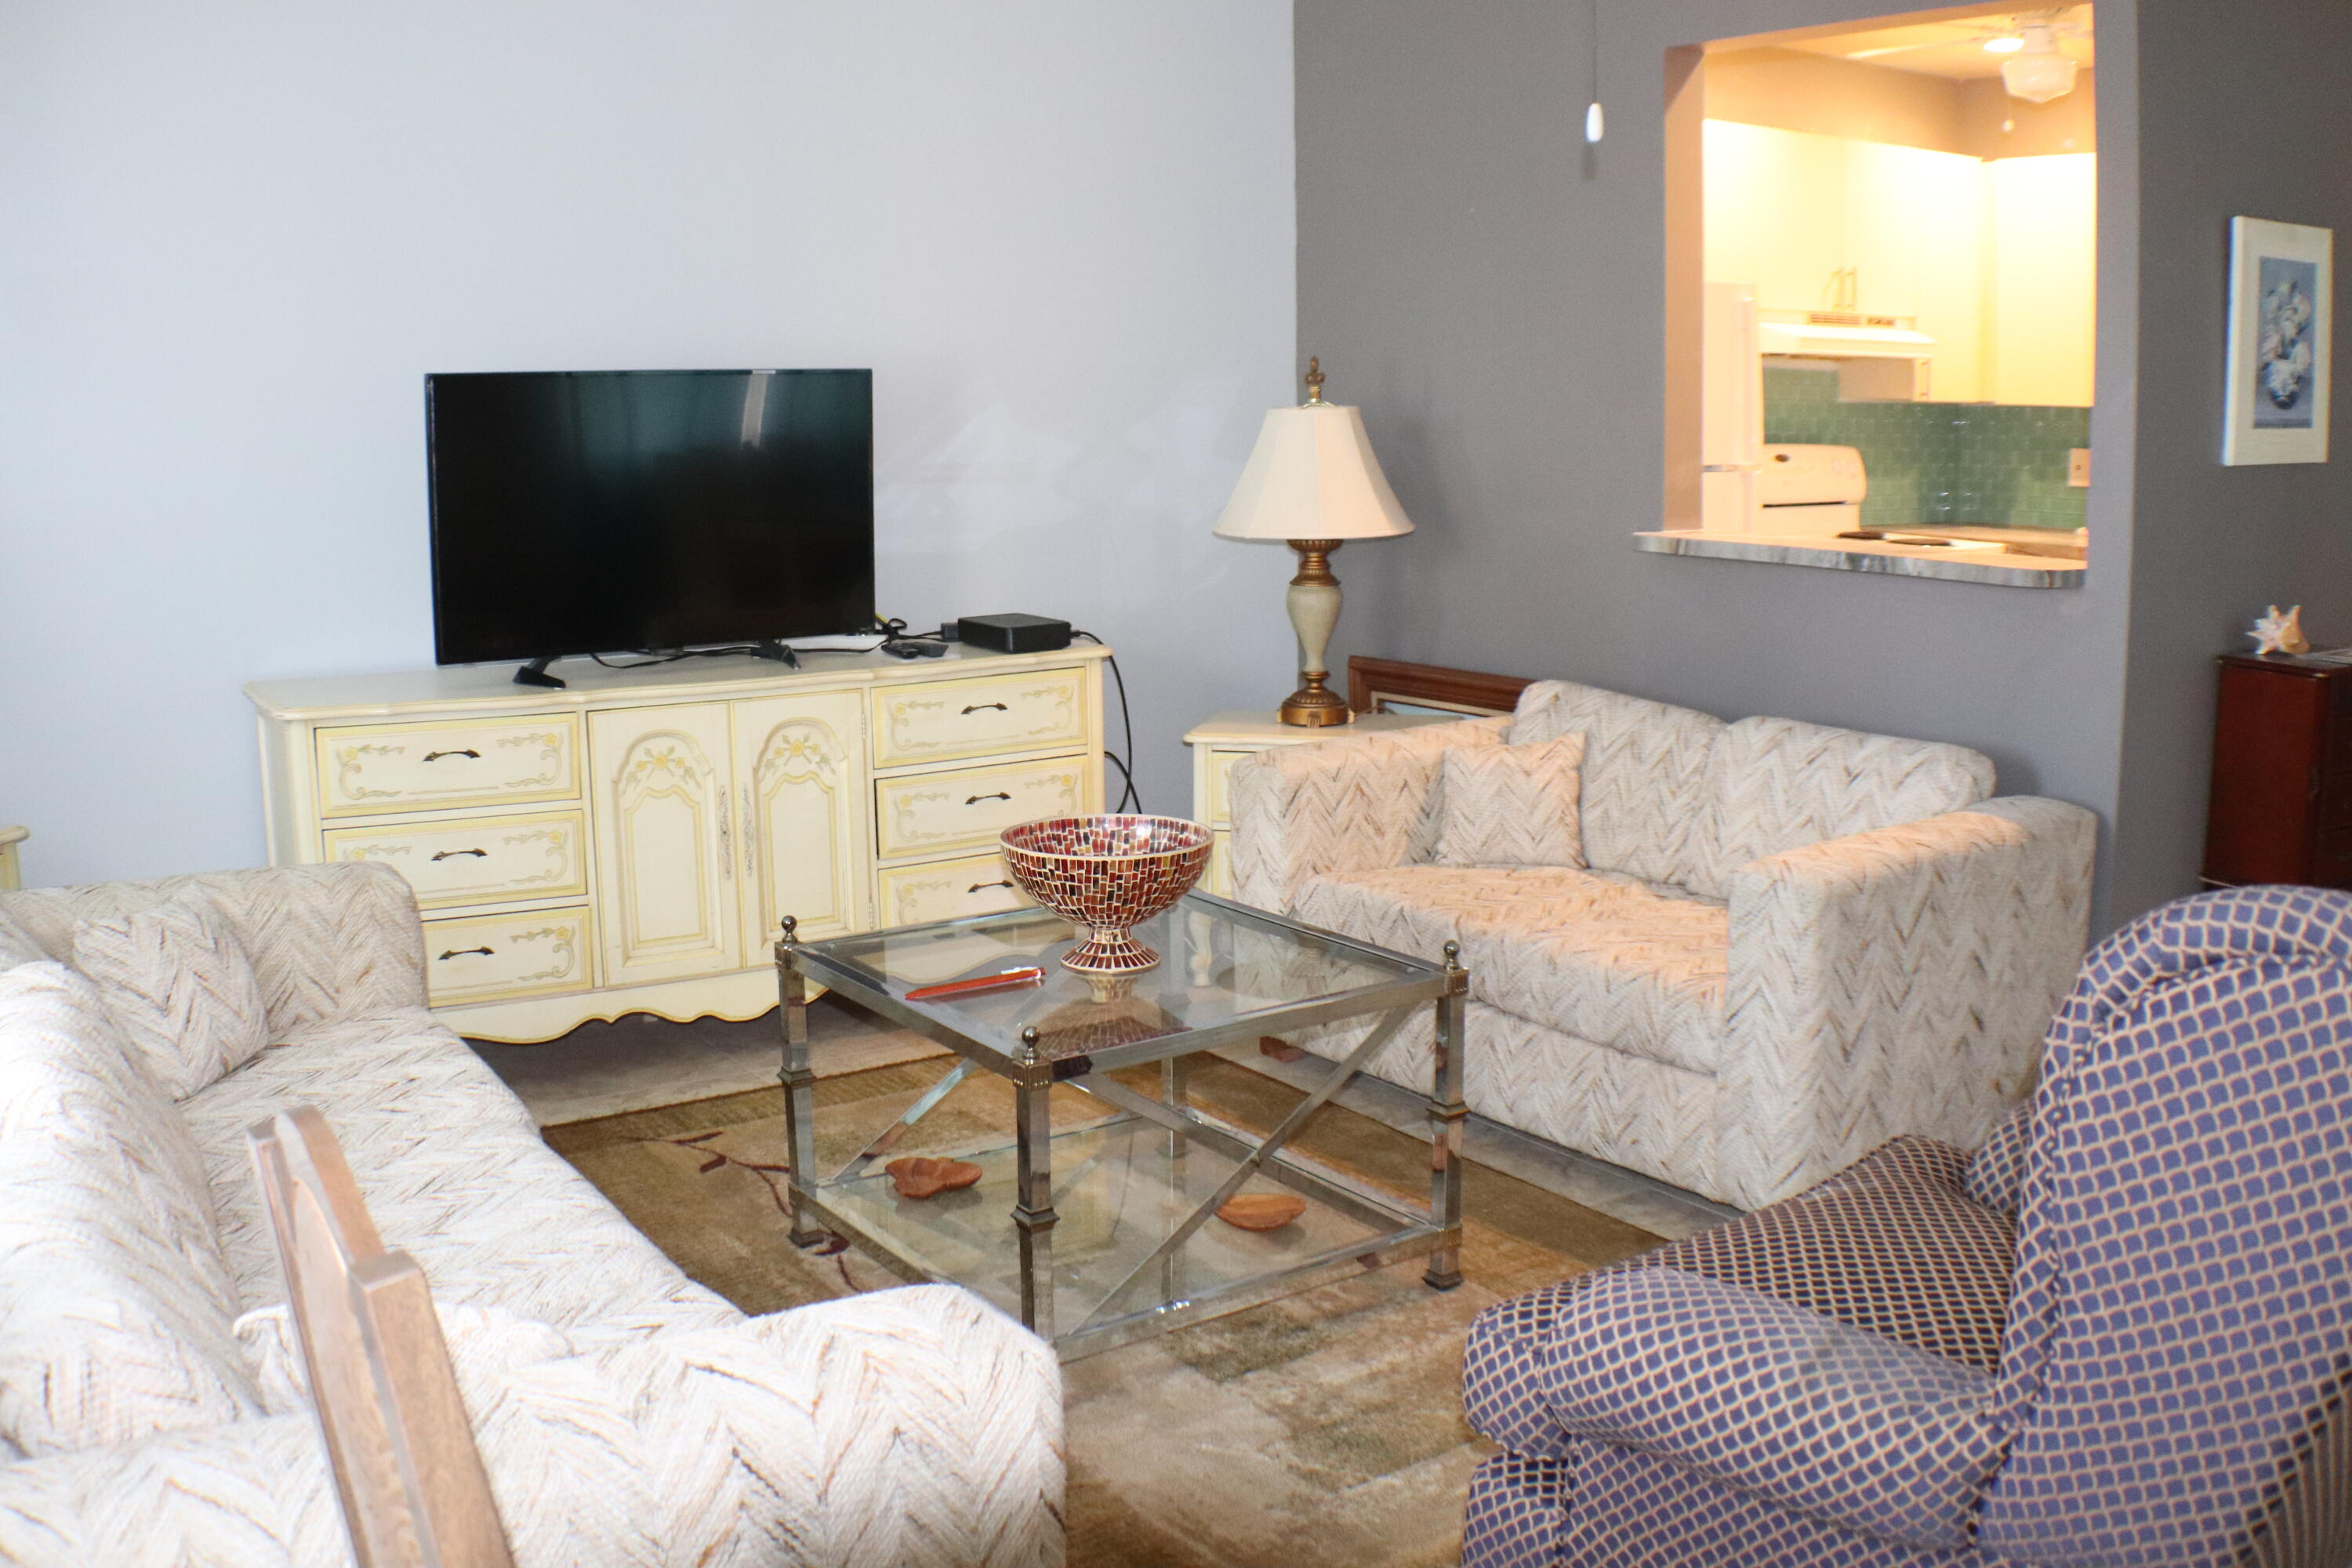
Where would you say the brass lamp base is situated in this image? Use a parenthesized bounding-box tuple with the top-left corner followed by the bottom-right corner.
(1277, 539, 1352, 728)
(1279, 677, 1352, 726)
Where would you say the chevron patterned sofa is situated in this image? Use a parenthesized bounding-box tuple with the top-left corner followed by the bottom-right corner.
(0, 862, 1064, 1566)
(1230, 678, 2097, 1211)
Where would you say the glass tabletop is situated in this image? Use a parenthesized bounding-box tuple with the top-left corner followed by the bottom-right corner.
(791, 891, 1443, 1067)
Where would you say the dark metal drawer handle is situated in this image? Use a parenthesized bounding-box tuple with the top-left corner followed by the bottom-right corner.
(431, 848, 488, 861)
(967, 792, 1012, 805)
(962, 702, 1009, 714)
(968, 879, 1014, 893)
(437, 946, 494, 960)
(423, 748, 481, 762)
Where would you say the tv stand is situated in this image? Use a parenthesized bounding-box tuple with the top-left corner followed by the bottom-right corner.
(749, 640, 800, 668)
(245, 644, 1114, 1044)
(514, 657, 565, 690)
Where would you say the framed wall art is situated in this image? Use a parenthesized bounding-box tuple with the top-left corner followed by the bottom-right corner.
(2223, 216, 2332, 466)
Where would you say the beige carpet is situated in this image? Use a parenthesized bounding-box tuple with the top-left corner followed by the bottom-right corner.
(544, 1055, 1660, 1567)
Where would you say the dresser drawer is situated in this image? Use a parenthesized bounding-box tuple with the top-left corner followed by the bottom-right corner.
(314, 715, 581, 818)
(870, 666, 1087, 769)
(875, 757, 1089, 860)
(322, 811, 586, 910)
(875, 851, 1034, 927)
(421, 906, 593, 1006)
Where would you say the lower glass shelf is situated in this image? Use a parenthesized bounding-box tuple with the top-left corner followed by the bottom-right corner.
(808, 1112, 1439, 1357)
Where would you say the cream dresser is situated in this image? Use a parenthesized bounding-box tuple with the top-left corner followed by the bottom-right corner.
(1183, 709, 1447, 898)
(249, 646, 1107, 1041)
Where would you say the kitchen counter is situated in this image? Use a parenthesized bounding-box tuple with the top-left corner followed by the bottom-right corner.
(1634, 525, 2085, 589)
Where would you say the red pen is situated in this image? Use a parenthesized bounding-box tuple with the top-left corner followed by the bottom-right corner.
(904, 966, 1046, 1002)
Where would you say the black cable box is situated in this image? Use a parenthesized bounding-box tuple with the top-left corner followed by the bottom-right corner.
(955, 614, 1073, 653)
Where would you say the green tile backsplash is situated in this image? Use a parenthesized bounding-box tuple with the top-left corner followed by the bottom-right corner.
(1762, 365, 2089, 531)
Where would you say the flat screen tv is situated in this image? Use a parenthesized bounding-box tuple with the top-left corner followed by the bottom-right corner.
(427, 369, 874, 672)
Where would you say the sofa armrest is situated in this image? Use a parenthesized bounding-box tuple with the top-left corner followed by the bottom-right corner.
(0, 1285, 1064, 1568)
(1228, 716, 1508, 911)
(1537, 1268, 2002, 1552)
(1718, 797, 2093, 1210)
(0, 863, 429, 1034)
(472, 1286, 1065, 1568)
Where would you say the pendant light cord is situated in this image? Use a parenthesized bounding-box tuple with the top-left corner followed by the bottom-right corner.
(1584, 0, 1605, 144)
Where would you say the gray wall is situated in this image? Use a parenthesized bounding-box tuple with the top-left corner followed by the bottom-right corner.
(2108, 0, 2352, 917)
(1297, 0, 2149, 918)
(0, 2, 1296, 887)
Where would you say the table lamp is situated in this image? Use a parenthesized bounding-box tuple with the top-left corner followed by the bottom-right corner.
(1214, 358, 1415, 726)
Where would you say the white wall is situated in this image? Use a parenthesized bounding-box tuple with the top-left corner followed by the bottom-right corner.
(0, 1, 1298, 887)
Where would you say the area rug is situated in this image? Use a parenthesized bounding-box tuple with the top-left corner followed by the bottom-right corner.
(543, 1054, 1661, 1567)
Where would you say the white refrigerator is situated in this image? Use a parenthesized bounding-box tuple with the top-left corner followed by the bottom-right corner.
(1700, 281, 1763, 534)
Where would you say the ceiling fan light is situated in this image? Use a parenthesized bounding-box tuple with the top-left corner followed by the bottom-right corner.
(2002, 24, 2076, 103)
(1984, 35, 2024, 53)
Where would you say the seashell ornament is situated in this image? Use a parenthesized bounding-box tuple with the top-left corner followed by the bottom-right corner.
(2251, 604, 2312, 657)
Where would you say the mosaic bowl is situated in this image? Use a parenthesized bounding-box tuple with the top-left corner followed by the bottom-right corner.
(1000, 815, 1214, 975)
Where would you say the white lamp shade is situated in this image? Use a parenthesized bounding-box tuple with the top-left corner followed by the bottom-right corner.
(1213, 403, 1415, 541)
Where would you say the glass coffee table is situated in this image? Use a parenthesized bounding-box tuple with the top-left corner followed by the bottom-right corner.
(775, 891, 1468, 1359)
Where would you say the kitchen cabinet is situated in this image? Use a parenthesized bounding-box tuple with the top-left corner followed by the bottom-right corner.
(1987, 154, 2097, 408)
(1705, 122, 1845, 314)
(1704, 120, 2091, 407)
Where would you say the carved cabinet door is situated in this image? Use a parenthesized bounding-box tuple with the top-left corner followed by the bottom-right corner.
(587, 702, 742, 987)
(730, 691, 870, 956)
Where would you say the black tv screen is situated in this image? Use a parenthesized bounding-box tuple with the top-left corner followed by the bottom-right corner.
(427, 369, 874, 666)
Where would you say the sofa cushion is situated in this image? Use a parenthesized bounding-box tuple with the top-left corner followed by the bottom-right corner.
(74, 892, 270, 1100)
(0, 963, 261, 1454)
(177, 1007, 740, 1340)
(1508, 681, 1725, 887)
(1624, 1135, 2014, 1370)
(1297, 865, 1730, 1074)
(1436, 735, 1588, 869)
(1682, 716, 1996, 899)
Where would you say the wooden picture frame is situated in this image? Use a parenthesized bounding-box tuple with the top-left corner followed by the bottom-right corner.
(2223, 216, 2332, 466)
(1345, 655, 1534, 719)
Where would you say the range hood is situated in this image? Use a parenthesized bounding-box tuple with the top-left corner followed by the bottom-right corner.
(1758, 311, 1935, 360)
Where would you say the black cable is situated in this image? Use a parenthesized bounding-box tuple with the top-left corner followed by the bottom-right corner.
(872, 615, 949, 659)
(1071, 630, 1141, 813)
(590, 644, 778, 670)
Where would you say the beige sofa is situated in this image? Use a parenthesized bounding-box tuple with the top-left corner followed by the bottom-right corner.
(0, 862, 1063, 1566)
(1231, 679, 2096, 1210)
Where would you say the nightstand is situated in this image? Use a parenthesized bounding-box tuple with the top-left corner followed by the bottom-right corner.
(1183, 710, 1450, 896)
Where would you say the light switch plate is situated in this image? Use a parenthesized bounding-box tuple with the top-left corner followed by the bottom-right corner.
(2067, 448, 2092, 487)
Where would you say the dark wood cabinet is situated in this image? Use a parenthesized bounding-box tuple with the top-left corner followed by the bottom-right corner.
(2203, 652, 2352, 888)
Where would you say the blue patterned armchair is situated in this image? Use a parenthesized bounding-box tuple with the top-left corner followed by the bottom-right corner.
(1460, 884, 2352, 1567)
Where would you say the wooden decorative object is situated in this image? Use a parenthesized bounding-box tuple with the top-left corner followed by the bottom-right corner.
(248, 1106, 515, 1568)
(1345, 655, 1536, 718)
(885, 1156, 985, 1200)
(1259, 1036, 1306, 1063)
(1216, 1192, 1308, 1232)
